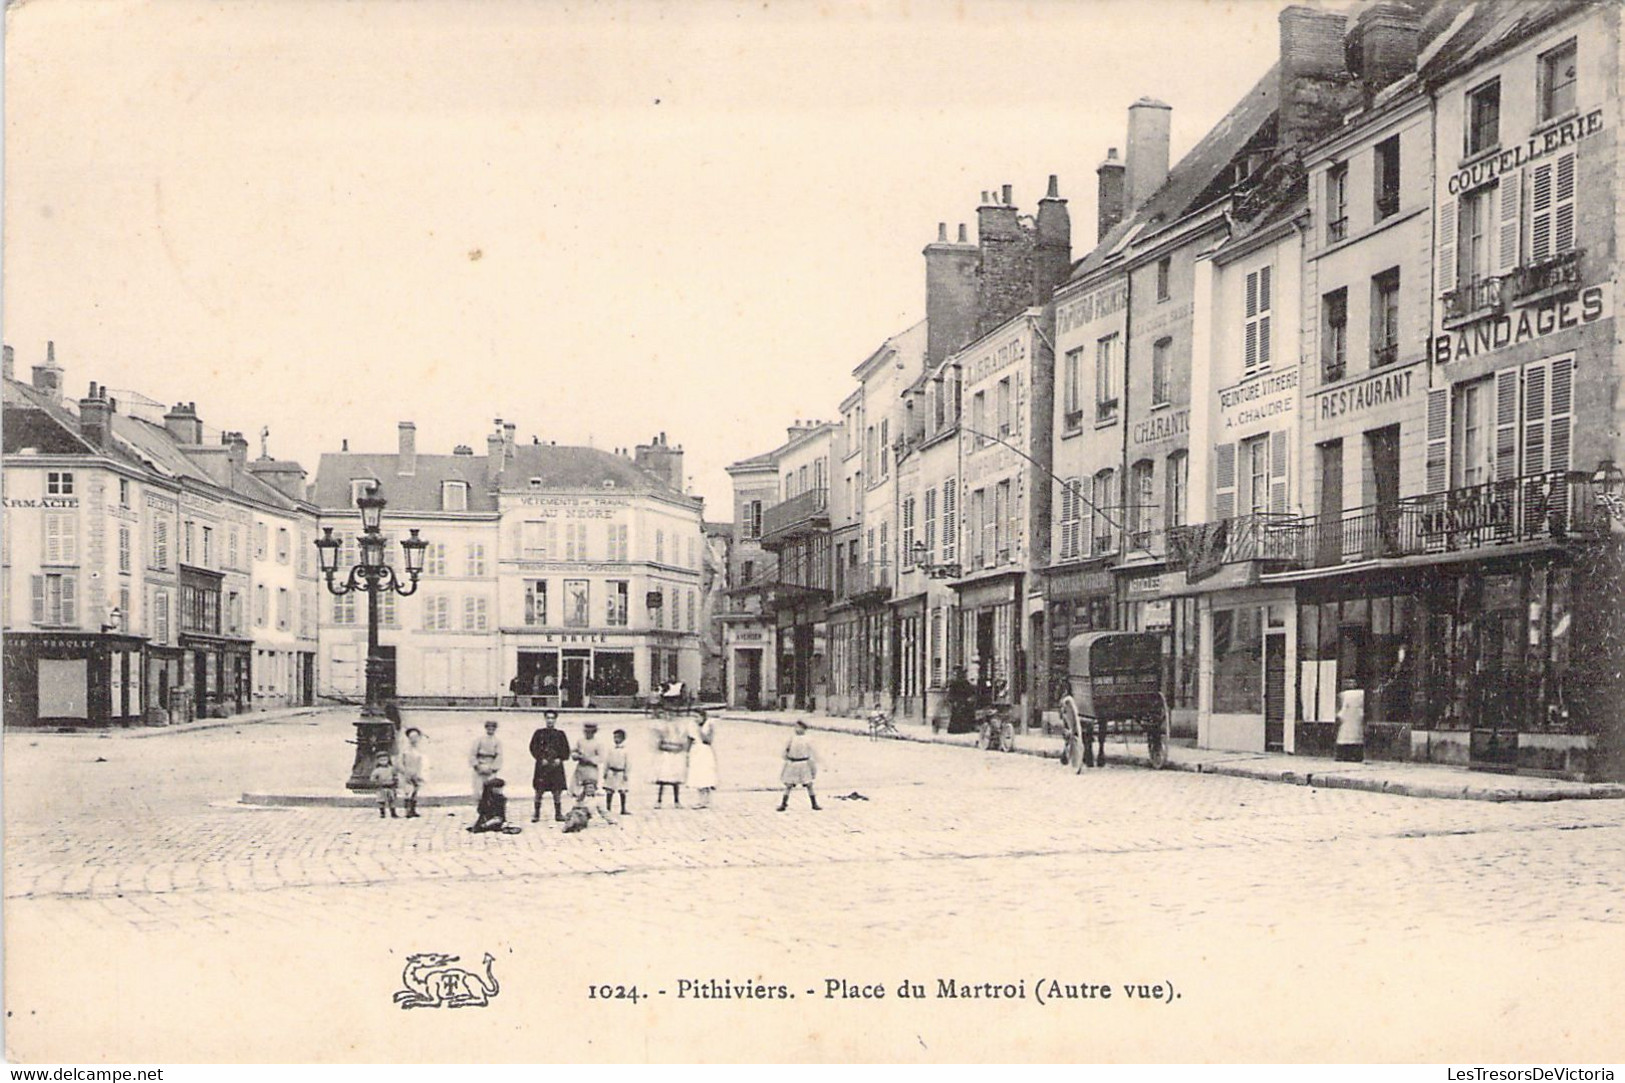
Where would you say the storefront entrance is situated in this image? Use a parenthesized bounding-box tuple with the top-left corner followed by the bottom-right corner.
(562, 652, 590, 708)
(736, 648, 762, 709)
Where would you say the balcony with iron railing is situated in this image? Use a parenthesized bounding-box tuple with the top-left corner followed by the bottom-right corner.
(760, 487, 829, 547)
(1510, 249, 1583, 305)
(1371, 343, 1398, 368)
(836, 560, 891, 603)
(1271, 471, 1609, 570)
(1442, 275, 1506, 328)
(1166, 512, 1300, 576)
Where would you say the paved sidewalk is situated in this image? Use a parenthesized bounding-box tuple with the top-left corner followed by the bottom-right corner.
(714, 707, 1625, 803)
(40, 703, 331, 739)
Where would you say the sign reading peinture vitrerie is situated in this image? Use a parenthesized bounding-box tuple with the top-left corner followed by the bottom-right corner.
(1217, 369, 1297, 431)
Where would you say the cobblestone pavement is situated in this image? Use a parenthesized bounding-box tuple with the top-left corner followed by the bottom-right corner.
(6, 709, 1624, 1062)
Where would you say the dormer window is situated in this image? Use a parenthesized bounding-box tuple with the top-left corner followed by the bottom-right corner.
(441, 480, 469, 512)
(349, 479, 378, 506)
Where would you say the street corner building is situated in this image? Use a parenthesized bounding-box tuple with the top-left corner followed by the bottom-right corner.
(3, 344, 321, 728)
(713, 0, 1625, 782)
(312, 421, 706, 708)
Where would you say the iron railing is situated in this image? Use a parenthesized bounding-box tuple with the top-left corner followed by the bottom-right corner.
(1510, 249, 1583, 302)
(1167, 512, 1299, 570)
(760, 487, 829, 543)
(1272, 471, 1608, 568)
(1442, 275, 1506, 325)
(837, 560, 891, 601)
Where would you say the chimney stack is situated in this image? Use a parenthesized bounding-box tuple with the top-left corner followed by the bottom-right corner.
(635, 433, 684, 492)
(1278, 6, 1359, 152)
(503, 421, 516, 457)
(923, 214, 979, 369)
(486, 419, 507, 484)
(398, 421, 417, 476)
(1124, 98, 1172, 214)
(1096, 147, 1126, 241)
(1350, 2, 1421, 97)
(222, 431, 249, 470)
(163, 401, 203, 444)
(31, 340, 64, 397)
(78, 383, 112, 449)
(1033, 174, 1071, 306)
(975, 183, 1035, 335)
(3, 345, 14, 382)
(248, 456, 310, 501)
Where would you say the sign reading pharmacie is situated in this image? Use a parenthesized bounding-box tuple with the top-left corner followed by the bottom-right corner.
(1431, 284, 1610, 365)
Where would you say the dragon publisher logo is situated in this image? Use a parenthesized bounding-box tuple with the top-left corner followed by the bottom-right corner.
(393, 952, 500, 1009)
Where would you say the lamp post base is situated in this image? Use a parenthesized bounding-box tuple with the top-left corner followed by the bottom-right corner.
(346, 713, 399, 791)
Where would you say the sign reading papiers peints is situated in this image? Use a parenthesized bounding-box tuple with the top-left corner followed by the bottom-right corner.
(1432, 285, 1610, 364)
(1058, 281, 1127, 335)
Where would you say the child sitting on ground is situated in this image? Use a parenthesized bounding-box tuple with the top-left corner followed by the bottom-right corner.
(468, 777, 523, 834)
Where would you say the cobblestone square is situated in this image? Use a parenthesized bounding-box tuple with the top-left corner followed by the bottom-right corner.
(5, 709, 1624, 1062)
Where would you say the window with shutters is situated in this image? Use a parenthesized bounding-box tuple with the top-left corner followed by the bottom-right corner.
(1215, 442, 1238, 521)
(687, 590, 696, 632)
(1152, 337, 1172, 406)
(565, 523, 589, 562)
(425, 542, 448, 577)
(1451, 377, 1495, 487)
(994, 480, 1010, 563)
(154, 590, 170, 643)
(606, 580, 629, 626)
(255, 584, 268, 627)
(901, 496, 916, 566)
(1092, 470, 1115, 555)
(923, 488, 937, 562)
(606, 523, 628, 561)
(332, 591, 355, 625)
(1321, 288, 1348, 382)
(1095, 334, 1119, 422)
(1058, 477, 1081, 560)
(463, 595, 489, 632)
(118, 526, 132, 573)
(378, 590, 396, 628)
(227, 591, 242, 633)
(879, 420, 890, 477)
(465, 542, 487, 577)
(1529, 152, 1576, 265)
(254, 522, 268, 560)
(1371, 269, 1400, 368)
(971, 393, 986, 447)
(44, 512, 77, 565)
(229, 528, 240, 571)
(32, 572, 77, 626)
(524, 580, 548, 626)
(1243, 266, 1272, 376)
(655, 529, 665, 564)
(969, 489, 985, 567)
(941, 479, 957, 564)
(1243, 435, 1271, 516)
(276, 527, 290, 564)
(182, 521, 195, 565)
(1466, 79, 1500, 156)
(1538, 40, 1577, 122)
(1166, 451, 1188, 529)
(997, 378, 1012, 437)
(1456, 184, 1495, 290)
(1519, 355, 1574, 477)
(118, 478, 131, 507)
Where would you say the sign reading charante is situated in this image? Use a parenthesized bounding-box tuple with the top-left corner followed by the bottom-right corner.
(1432, 285, 1610, 364)
(1133, 409, 1189, 446)
(1317, 368, 1416, 421)
(1446, 109, 1604, 195)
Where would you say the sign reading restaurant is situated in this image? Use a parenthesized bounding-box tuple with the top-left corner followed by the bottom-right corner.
(1432, 284, 1610, 364)
(1315, 366, 1417, 421)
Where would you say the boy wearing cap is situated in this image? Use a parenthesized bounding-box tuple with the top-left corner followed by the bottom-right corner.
(371, 751, 399, 818)
(399, 727, 428, 819)
(529, 710, 571, 823)
(470, 720, 503, 799)
(573, 721, 607, 801)
(603, 729, 631, 816)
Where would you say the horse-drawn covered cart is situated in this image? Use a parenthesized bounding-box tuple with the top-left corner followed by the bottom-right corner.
(1062, 631, 1169, 771)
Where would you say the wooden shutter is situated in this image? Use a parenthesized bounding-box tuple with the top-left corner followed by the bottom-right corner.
(1426, 388, 1450, 492)
(1547, 355, 1573, 474)
(1057, 480, 1073, 559)
(1497, 172, 1520, 274)
(924, 488, 936, 559)
(31, 575, 45, 624)
(1270, 430, 1289, 514)
(1530, 153, 1575, 263)
(941, 479, 956, 563)
(60, 575, 77, 626)
(1554, 153, 1576, 253)
(1436, 198, 1456, 294)
(1494, 367, 1520, 481)
(1244, 271, 1259, 370)
(1258, 267, 1272, 368)
(1523, 361, 1548, 475)
(1215, 442, 1237, 521)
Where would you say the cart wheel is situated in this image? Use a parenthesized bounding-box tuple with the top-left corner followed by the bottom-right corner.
(1002, 726, 1016, 753)
(1147, 728, 1168, 770)
(976, 726, 991, 750)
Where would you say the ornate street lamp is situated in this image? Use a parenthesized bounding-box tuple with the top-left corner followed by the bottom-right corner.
(1592, 459, 1625, 528)
(910, 539, 962, 580)
(316, 485, 430, 789)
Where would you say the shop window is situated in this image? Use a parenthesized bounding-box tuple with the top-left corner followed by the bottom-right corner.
(1212, 607, 1263, 713)
(606, 580, 629, 626)
(524, 580, 548, 626)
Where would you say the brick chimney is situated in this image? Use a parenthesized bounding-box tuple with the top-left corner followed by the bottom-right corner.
(1278, 6, 1359, 153)
(975, 184, 1035, 335)
(31, 341, 63, 398)
(923, 221, 979, 369)
(3, 345, 14, 382)
(486, 418, 507, 484)
(78, 382, 113, 449)
(635, 432, 685, 492)
(1124, 99, 1172, 215)
(1033, 175, 1071, 306)
(397, 421, 417, 476)
(221, 430, 249, 470)
(163, 402, 203, 444)
(1349, 2, 1421, 97)
(1096, 148, 1126, 241)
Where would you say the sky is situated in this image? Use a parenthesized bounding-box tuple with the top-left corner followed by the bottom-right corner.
(3, 0, 1284, 513)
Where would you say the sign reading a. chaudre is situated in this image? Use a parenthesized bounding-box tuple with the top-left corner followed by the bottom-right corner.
(1218, 369, 1297, 431)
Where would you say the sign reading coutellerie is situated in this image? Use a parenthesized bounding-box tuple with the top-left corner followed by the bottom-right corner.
(1432, 284, 1610, 364)
(1445, 109, 1604, 196)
